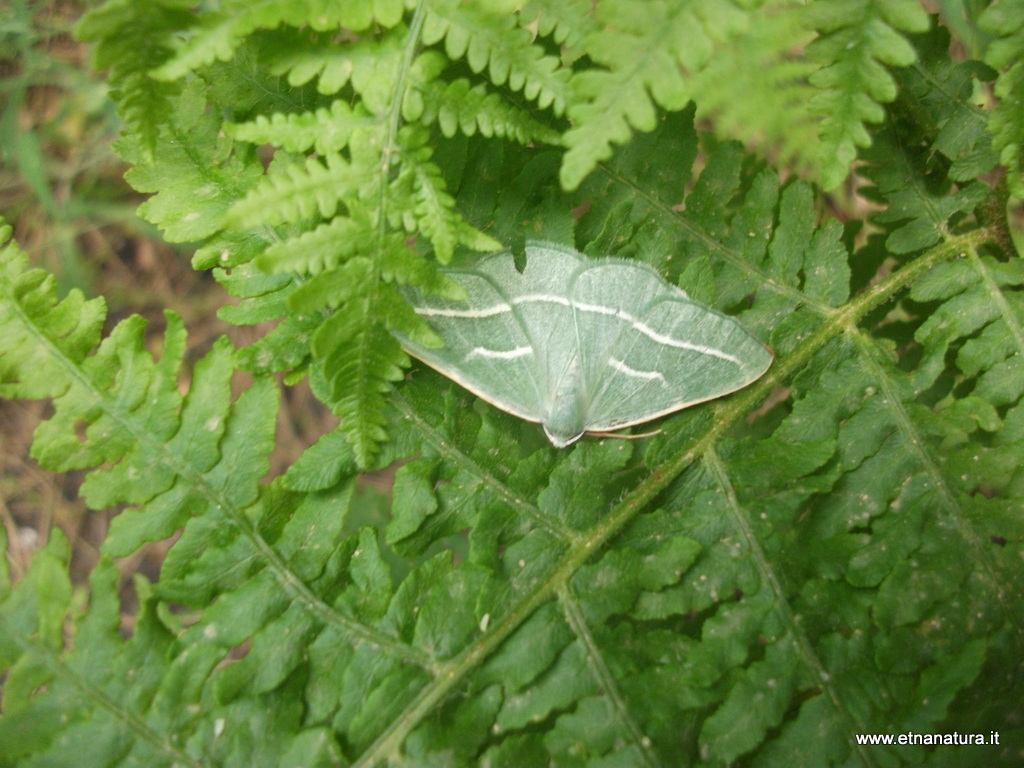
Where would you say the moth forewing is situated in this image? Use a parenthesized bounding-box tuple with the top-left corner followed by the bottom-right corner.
(393, 242, 773, 447)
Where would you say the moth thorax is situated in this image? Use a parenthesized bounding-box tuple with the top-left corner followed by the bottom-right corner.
(543, 383, 586, 448)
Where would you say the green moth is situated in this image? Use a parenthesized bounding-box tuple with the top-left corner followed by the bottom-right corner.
(395, 241, 772, 447)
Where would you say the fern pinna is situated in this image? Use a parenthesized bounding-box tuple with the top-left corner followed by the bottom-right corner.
(2, 1, 1023, 767)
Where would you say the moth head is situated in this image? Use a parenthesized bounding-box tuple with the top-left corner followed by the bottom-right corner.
(543, 393, 586, 448)
(543, 423, 585, 448)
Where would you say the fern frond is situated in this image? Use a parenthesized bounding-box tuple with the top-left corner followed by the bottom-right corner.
(210, 5, 540, 462)
(213, 255, 322, 380)
(227, 100, 379, 155)
(74, 0, 195, 156)
(115, 80, 263, 243)
(0, 223, 279, 555)
(0, 535, 198, 766)
(215, 228, 433, 467)
(912, 254, 1024, 409)
(560, 0, 753, 190)
(861, 124, 989, 255)
(228, 150, 374, 228)
(0, 234, 317, 762)
(269, 27, 408, 111)
(393, 127, 502, 262)
(405, 56, 561, 145)
(980, 0, 1024, 196)
(842, 24, 997, 255)
(223, 145, 488, 461)
(688, 6, 821, 179)
(0, 481, 432, 766)
(422, 0, 570, 113)
(522, 0, 598, 50)
(0, 227, 106, 401)
(152, 0, 409, 82)
(803, 0, 930, 188)
(310, 277, 410, 467)
(897, 25, 999, 183)
(255, 213, 377, 275)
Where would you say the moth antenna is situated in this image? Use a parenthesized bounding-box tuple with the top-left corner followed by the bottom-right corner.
(589, 428, 663, 441)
